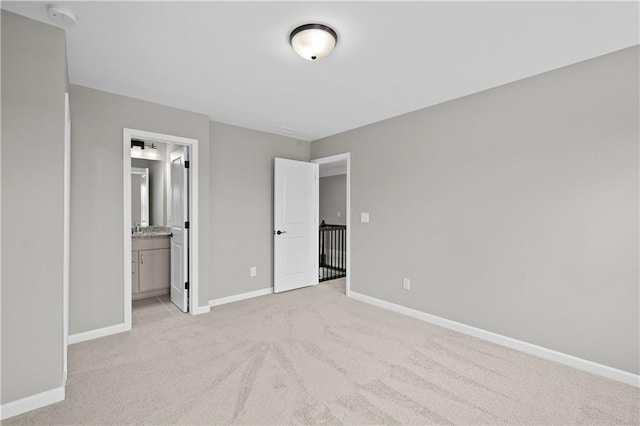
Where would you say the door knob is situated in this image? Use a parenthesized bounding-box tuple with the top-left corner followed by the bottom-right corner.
(276, 230, 287, 235)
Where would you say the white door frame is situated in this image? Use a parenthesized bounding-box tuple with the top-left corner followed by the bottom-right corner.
(311, 152, 351, 296)
(63, 93, 71, 385)
(123, 128, 206, 331)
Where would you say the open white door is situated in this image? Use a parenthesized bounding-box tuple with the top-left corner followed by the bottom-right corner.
(170, 147, 189, 312)
(274, 158, 319, 293)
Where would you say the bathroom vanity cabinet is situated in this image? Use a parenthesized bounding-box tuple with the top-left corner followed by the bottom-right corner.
(132, 236, 170, 300)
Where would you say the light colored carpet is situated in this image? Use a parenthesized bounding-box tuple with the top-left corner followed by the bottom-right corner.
(6, 279, 639, 425)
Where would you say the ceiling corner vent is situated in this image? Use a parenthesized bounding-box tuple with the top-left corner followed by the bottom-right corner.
(273, 126, 298, 136)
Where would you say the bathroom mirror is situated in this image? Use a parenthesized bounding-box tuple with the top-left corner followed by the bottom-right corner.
(131, 158, 167, 227)
(131, 167, 149, 227)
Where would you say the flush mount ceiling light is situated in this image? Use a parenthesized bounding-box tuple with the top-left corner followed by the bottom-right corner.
(289, 23, 337, 61)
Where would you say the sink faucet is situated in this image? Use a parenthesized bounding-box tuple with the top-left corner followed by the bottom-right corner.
(133, 222, 140, 233)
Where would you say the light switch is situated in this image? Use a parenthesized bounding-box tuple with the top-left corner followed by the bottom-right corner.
(360, 212, 370, 223)
(402, 278, 411, 291)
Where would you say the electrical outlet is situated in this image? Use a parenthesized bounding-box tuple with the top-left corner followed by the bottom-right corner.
(250, 267, 257, 277)
(361, 212, 370, 223)
(337, 211, 341, 217)
(402, 278, 411, 291)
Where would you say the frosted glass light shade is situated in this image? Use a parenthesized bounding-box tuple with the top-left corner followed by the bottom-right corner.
(290, 24, 337, 61)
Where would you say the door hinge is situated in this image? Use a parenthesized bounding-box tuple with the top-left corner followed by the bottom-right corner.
(185, 221, 190, 229)
(184, 160, 190, 169)
(185, 282, 189, 290)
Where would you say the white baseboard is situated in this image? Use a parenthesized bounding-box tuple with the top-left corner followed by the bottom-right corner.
(0, 386, 65, 420)
(68, 322, 129, 345)
(349, 291, 640, 387)
(209, 287, 273, 307)
(192, 304, 211, 315)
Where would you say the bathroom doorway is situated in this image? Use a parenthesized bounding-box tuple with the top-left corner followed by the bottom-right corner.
(123, 128, 204, 331)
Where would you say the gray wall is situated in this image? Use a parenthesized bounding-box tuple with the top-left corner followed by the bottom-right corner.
(209, 122, 310, 299)
(1, 11, 67, 403)
(69, 87, 309, 331)
(69, 85, 211, 334)
(319, 175, 347, 226)
(311, 46, 640, 374)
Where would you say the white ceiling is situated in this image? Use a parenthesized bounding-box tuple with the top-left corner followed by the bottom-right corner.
(3, 1, 638, 141)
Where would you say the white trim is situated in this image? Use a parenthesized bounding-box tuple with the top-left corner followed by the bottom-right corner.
(0, 386, 65, 420)
(188, 139, 201, 315)
(318, 163, 347, 178)
(209, 288, 273, 307)
(123, 133, 133, 331)
(349, 291, 640, 387)
(68, 323, 128, 345)
(311, 153, 351, 296)
(63, 92, 71, 386)
(191, 304, 211, 315)
(123, 129, 206, 325)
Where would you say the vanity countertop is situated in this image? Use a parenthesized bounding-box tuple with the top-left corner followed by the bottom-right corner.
(132, 226, 171, 239)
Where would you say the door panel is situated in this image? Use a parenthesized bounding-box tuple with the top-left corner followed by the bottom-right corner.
(170, 147, 189, 312)
(283, 237, 308, 275)
(139, 249, 170, 292)
(274, 158, 318, 293)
